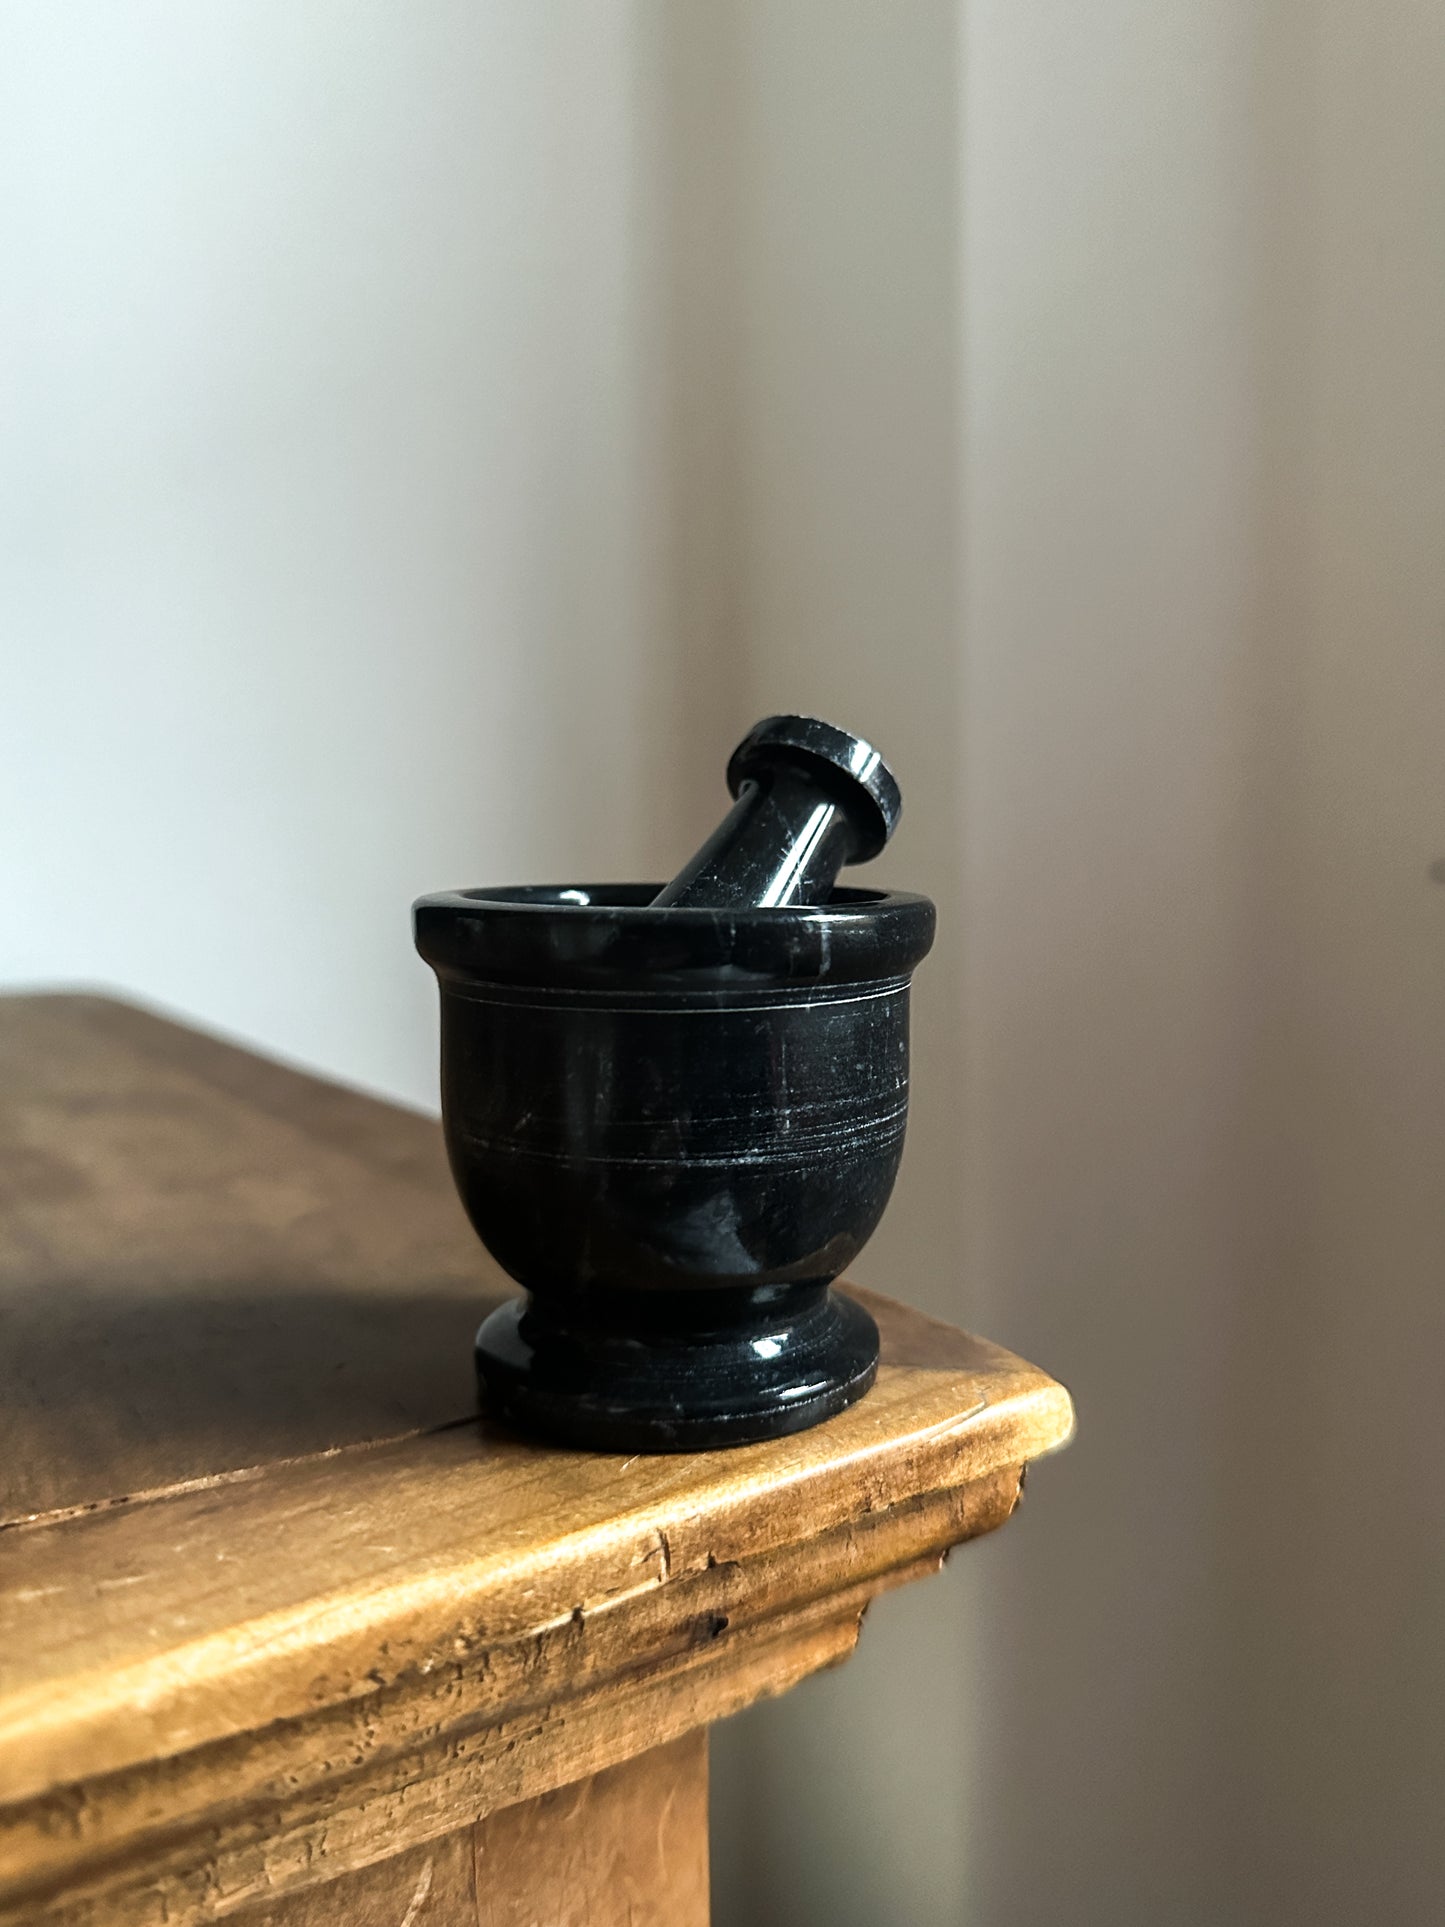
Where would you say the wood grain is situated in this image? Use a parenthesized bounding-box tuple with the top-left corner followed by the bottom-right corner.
(470, 1731, 708, 1927)
(236, 1735, 707, 1927)
(234, 1825, 479, 1927)
(0, 995, 1073, 1926)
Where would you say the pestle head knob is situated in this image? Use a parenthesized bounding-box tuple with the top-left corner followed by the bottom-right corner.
(727, 715, 902, 863)
(653, 713, 903, 910)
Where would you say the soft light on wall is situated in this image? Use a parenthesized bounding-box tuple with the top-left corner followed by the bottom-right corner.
(2, 5, 1441, 1923)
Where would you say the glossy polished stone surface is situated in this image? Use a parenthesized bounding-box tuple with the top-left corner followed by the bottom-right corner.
(414, 883, 934, 1451)
(654, 713, 901, 909)
(474, 1283, 882, 1452)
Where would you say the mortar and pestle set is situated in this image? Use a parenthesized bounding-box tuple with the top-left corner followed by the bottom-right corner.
(414, 715, 934, 1452)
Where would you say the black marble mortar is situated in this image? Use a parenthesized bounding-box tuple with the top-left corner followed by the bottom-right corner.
(413, 880, 934, 1451)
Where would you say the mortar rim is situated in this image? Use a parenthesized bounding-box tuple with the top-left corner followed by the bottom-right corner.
(413, 882, 935, 991)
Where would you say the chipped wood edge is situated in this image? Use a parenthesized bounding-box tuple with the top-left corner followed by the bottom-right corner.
(0, 1362, 1073, 1811)
(0, 1468, 1023, 1926)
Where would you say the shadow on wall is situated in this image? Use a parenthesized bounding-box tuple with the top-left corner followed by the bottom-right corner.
(641, 6, 977, 1925)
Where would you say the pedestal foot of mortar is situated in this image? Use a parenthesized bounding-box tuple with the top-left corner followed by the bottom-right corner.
(476, 1284, 880, 1453)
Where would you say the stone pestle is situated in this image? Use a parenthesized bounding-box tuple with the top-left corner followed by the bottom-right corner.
(653, 714, 902, 909)
(413, 713, 933, 1451)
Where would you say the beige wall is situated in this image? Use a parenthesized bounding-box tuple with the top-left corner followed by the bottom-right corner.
(953, 2, 1259, 1916)
(3, 5, 1442, 1922)
(1222, 8, 1445, 1917)
(955, 8, 1444, 1921)
(0, 1, 682, 1103)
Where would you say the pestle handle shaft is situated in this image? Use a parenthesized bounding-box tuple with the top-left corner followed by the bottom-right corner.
(653, 715, 901, 911)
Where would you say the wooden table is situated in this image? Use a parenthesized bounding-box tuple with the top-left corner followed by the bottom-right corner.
(0, 995, 1072, 1925)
